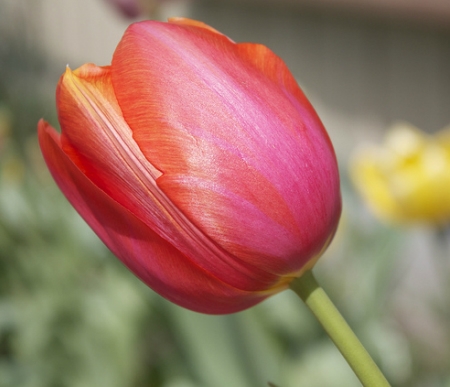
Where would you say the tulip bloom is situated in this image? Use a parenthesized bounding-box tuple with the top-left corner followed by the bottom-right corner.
(350, 122, 450, 226)
(38, 18, 341, 314)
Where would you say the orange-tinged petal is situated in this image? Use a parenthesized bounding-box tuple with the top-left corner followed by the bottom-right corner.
(56, 63, 284, 292)
(38, 119, 274, 314)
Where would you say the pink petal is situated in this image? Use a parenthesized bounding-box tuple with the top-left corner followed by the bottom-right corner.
(111, 20, 341, 275)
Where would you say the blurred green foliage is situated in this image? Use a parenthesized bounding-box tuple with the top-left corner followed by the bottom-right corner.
(1, 2, 450, 387)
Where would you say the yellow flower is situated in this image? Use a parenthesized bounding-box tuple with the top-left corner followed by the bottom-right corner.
(350, 122, 450, 225)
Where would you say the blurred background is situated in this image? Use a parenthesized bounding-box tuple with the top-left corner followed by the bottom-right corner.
(1, 0, 450, 386)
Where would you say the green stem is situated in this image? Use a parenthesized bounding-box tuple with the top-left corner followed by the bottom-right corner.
(289, 270, 390, 387)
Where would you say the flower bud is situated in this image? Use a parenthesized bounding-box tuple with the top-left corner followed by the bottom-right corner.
(38, 18, 341, 313)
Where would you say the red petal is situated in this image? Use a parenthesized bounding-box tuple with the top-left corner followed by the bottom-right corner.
(38, 119, 272, 314)
(112, 21, 341, 275)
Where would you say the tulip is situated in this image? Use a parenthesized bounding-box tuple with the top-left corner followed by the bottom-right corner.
(38, 18, 341, 314)
(350, 122, 450, 226)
